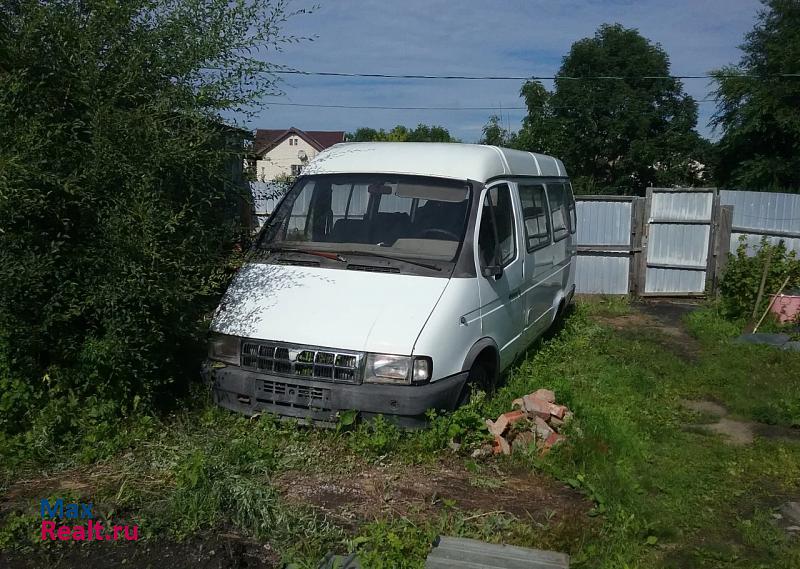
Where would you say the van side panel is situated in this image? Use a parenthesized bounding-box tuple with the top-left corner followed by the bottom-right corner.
(416, 177, 577, 383)
(547, 237, 571, 318)
(412, 278, 482, 381)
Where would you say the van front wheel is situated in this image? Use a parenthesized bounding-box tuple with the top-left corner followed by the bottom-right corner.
(456, 360, 495, 408)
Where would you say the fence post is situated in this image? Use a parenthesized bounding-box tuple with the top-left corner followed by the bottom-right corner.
(705, 191, 721, 294)
(636, 189, 654, 295)
(713, 205, 734, 295)
(629, 197, 646, 295)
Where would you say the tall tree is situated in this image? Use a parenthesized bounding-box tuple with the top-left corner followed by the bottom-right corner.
(347, 124, 457, 142)
(0, 0, 300, 438)
(479, 115, 513, 146)
(517, 24, 706, 195)
(514, 82, 557, 154)
(712, 0, 800, 191)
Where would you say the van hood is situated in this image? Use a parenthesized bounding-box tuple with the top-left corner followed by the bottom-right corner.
(211, 262, 449, 354)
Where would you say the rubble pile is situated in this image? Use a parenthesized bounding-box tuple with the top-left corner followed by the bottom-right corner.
(484, 389, 573, 456)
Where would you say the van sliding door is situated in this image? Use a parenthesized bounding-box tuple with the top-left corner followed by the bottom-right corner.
(518, 183, 555, 341)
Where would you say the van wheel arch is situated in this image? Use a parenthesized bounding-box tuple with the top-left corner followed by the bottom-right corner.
(461, 339, 499, 392)
(550, 292, 568, 326)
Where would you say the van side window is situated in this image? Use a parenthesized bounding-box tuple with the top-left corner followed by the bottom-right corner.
(518, 184, 551, 251)
(546, 183, 569, 242)
(478, 184, 516, 268)
(566, 183, 577, 234)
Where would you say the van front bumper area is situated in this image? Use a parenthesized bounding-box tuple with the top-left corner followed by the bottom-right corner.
(202, 362, 469, 428)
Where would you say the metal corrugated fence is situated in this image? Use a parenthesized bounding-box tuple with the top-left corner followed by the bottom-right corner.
(643, 188, 715, 295)
(574, 197, 637, 294)
(575, 199, 632, 246)
(720, 190, 800, 255)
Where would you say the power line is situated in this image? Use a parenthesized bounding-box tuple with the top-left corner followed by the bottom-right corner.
(266, 101, 525, 110)
(264, 98, 717, 111)
(273, 69, 800, 81)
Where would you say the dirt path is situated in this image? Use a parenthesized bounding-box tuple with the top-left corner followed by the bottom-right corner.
(595, 299, 702, 361)
(274, 458, 592, 530)
(680, 398, 800, 445)
(0, 535, 280, 569)
(593, 299, 800, 447)
(1, 453, 593, 568)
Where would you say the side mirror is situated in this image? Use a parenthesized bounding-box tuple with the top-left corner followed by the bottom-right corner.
(481, 265, 503, 279)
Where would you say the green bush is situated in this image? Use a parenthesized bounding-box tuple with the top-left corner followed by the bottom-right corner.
(0, 1, 299, 446)
(719, 237, 800, 320)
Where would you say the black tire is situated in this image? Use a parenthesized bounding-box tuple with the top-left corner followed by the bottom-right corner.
(456, 359, 494, 408)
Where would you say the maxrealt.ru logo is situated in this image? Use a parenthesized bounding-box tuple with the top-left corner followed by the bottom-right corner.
(40, 499, 139, 541)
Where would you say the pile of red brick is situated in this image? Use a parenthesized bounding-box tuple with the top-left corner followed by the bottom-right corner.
(484, 389, 572, 455)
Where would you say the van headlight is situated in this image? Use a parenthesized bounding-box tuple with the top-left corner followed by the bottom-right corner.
(208, 333, 240, 365)
(364, 354, 432, 385)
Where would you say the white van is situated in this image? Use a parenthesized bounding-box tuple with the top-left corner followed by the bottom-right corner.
(204, 143, 576, 426)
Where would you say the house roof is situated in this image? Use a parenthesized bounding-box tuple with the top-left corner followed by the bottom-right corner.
(302, 142, 568, 183)
(254, 127, 345, 156)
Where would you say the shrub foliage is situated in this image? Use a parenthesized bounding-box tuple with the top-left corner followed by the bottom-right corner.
(0, 0, 299, 442)
(719, 238, 800, 320)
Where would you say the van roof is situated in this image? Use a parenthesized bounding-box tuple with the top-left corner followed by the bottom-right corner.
(301, 142, 568, 183)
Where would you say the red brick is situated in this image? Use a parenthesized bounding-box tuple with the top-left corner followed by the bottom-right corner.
(492, 434, 511, 455)
(549, 405, 568, 420)
(502, 409, 527, 425)
(522, 395, 552, 419)
(532, 389, 556, 403)
(544, 432, 565, 449)
(485, 410, 526, 436)
(534, 416, 554, 441)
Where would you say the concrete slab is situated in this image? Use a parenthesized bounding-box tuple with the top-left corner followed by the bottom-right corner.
(426, 536, 569, 569)
(736, 333, 790, 347)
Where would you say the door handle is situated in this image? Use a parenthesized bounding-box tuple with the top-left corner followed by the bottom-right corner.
(509, 289, 521, 300)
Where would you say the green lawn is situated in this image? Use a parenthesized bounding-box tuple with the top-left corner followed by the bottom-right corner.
(2, 299, 800, 568)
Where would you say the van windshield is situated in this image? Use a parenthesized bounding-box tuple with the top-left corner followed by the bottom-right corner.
(260, 175, 472, 262)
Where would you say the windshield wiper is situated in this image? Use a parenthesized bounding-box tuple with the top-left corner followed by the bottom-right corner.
(266, 246, 346, 263)
(263, 246, 441, 271)
(336, 250, 442, 272)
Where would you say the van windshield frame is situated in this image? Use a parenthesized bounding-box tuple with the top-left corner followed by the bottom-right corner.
(258, 174, 473, 266)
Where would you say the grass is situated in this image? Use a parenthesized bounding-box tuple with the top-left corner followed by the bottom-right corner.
(2, 299, 800, 568)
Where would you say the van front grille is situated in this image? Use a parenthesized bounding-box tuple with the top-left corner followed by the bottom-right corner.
(241, 340, 363, 384)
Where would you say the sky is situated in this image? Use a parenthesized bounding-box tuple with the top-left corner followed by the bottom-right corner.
(243, 0, 764, 142)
